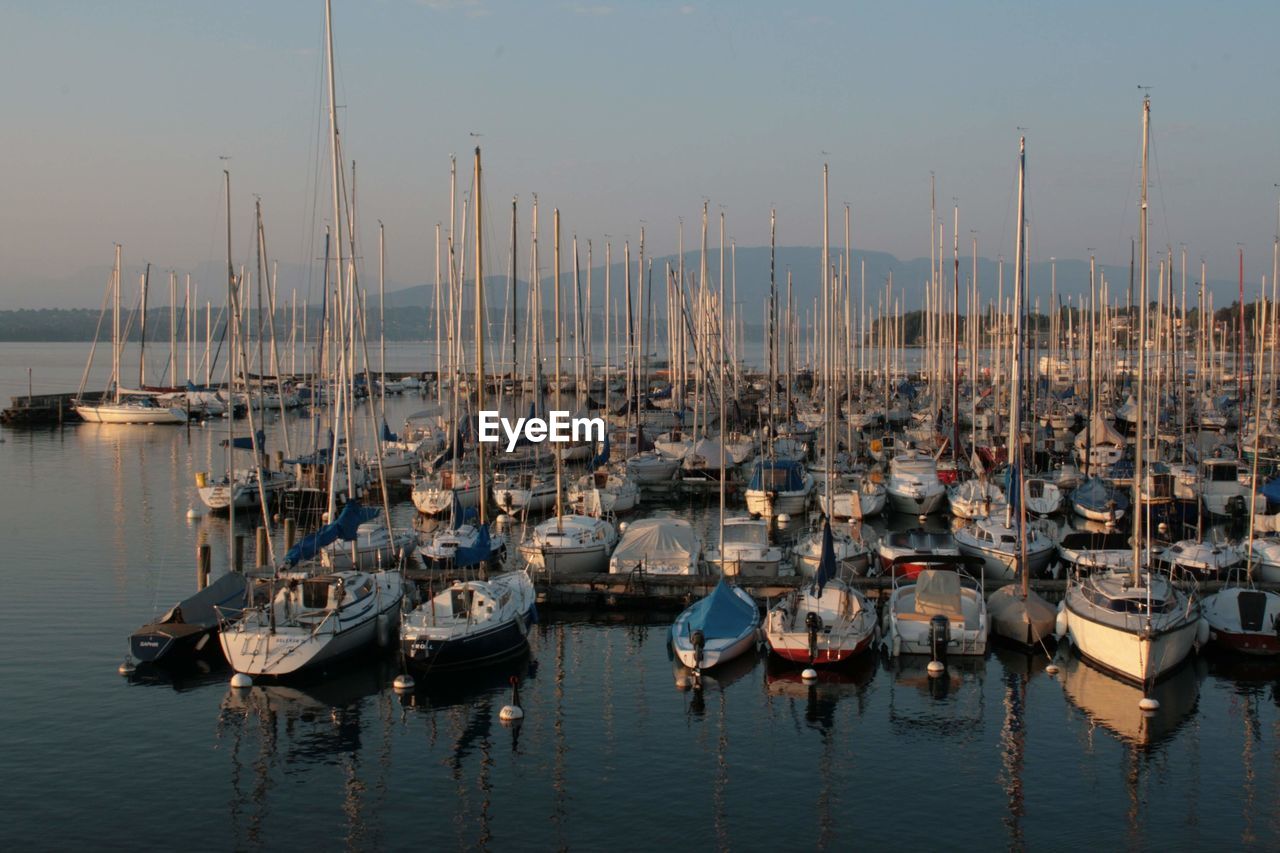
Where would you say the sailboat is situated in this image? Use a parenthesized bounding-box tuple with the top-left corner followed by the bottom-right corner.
(959, 136, 1057, 610)
(220, 4, 404, 679)
(764, 520, 876, 665)
(197, 428, 293, 512)
(670, 578, 761, 672)
(417, 147, 507, 572)
(1060, 96, 1204, 685)
(74, 246, 188, 424)
(399, 568, 537, 672)
(516, 208, 618, 575)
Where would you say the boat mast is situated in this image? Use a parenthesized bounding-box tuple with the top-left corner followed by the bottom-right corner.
(1009, 137, 1029, 599)
(952, 204, 961, 462)
(323, 0, 348, 520)
(474, 146, 488, 526)
(554, 208, 564, 528)
(510, 196, 519, 412)
(1132, 94, 1150, 588)
(112, 245, 121, 403)
(767, 210, 776, 461)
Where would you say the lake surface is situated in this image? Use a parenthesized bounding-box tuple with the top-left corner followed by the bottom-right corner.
(2, 342, 1278, 851)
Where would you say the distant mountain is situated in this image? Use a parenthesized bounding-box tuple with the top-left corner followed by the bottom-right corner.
(0, 246, 1248, 340)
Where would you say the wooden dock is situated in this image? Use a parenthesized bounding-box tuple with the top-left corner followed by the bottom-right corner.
(402, 568, 1280, 612)
(1, 392, 93, 426)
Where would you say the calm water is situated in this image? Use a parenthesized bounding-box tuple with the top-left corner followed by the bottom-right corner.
(3, 342, 1279, 851)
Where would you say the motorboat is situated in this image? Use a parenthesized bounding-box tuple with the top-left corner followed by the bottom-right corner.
(1201, 577, 1280, 656)
(129, 572, 248, 665)
(704, 516, 783, 578)
(885, 450, 948, 516)
(1200, 458, 1249, 518)
(882, 556, 989, 657)
(876, 528, 959, 579)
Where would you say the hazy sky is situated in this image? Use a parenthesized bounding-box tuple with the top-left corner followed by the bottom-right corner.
(2, 0, 1278, 308)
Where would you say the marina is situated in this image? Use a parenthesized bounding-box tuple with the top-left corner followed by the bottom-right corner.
(6, 1, 1280, 849)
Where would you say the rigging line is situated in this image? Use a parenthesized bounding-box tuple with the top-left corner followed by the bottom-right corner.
(301, 16, 329, 323)
(1112, 112, 1143, 268)
(1146, 128, 1177, 264)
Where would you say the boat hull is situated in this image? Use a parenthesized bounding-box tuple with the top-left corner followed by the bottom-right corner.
(1064, 599, 1199, 683)
(401, 607, 534, 672)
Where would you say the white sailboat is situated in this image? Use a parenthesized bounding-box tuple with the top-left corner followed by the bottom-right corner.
(1061, 97, 1204, 686)
(74, 246, 188, 425)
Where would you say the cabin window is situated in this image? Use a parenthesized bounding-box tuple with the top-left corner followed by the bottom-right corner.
(302, 580, 331, 609)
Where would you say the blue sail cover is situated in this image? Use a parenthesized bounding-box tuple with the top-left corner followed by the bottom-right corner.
(749, 459, 807, 492)
(684, 579, 758, 641)
(1007, 462, 1021, 521)
(284, 502, 380, 567)
(450, 490, 479, 527)
(431, 428, 466, 471)
(812, 519, 836, 595)
(1262, 477, 1280, 505)
(452, 523, 491, 569)
(381, 421, 398, 443)
(590, 432, 611, 469)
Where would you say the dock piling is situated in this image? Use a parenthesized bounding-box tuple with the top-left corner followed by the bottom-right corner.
(197, 544, 211, 590)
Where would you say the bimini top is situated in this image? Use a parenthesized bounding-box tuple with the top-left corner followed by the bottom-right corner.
(748, 459, 807, 492)
(613, 518, 700, 563)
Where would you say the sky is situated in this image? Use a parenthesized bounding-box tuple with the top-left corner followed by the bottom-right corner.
(1, 0, 1278, 309)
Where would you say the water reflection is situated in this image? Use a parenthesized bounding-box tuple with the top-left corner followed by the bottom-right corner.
(886, 654, 987, 737)
(1057, 651, 1203, 748)
(216, 654, 395, 850)
(763, 653, 877, 731)
(673, 647, 761, 717)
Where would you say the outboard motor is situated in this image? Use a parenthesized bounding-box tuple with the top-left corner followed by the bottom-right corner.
(928, 614, 950, 662)
(805, 611, 823, 662)
(690, 629, 706, 671)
